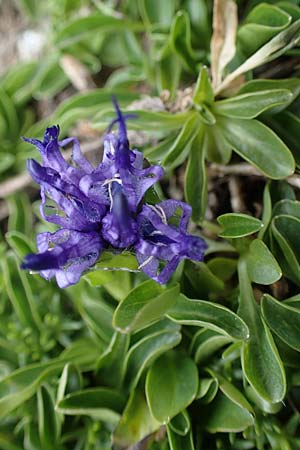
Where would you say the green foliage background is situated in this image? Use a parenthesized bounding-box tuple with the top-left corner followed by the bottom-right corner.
(2, 0, 300, 448)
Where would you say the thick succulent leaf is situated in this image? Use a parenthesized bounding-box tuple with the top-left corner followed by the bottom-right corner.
(217, 213, 263, 238)
(218, 117, 295, 179)
(214, 89, 292, 119)
(96, 332, 130, 388)
(167, 294, 249, 340)
(113, 388, 160, 448)
(246, 239, 282, 285)
(238, 259, 286, 403)
(124, 328, 181, 390)
(146, 351, 198, 423)
(56, 388, 126, 423)
(262, 294, 300, 351)
(238, 78, 300, 112)
(113, 280, 179, 333)
(190, 329, 232, 364)
(204, 392, 254, 433)
(272, 215, 300, 284)
(238, 3, 292, 55)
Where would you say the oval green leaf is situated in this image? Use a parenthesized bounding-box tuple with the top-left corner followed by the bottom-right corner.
(217, 213, 263, 238)
(167, 294, 249, 340)
(218, 117, 295, 179)
(246, 239, 282, 284)
(238, 259, 286, 403)
(146, 351, 198, 423)
(262, 294, 300, 351)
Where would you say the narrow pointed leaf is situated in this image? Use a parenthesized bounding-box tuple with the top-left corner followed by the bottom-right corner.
(214, 89, 292, 119)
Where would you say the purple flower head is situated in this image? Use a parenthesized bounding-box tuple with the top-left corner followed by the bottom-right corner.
(102, 181, 137, 248)
(135, 201, 207, 284)
(21, 99, 207, 287)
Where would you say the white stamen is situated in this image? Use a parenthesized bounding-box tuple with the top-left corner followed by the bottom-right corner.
(138, 256, 154, 270)
(148, 204, 167, 224)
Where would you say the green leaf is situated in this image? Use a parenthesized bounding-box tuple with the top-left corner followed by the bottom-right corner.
(75, 292, 114, 344)
(258, 182, 272, 239)
(216, 19, 300, 95)
(204, 392, 254, 433)
(167, 417, 195, 450)
(185, 129, 207, 222)
(218, 117, 295, 179)
(1, 253, 42, 331)
(57, 363, 82, 403)
(170, 11, 197, 72)
(262, 294, 300, 351)
(96, 332, 130, 388)
(37, 385, 59, 448)
(0, 341, 99, 419)
(273, 199, 300, 219)
(203, 123, 232, 164)
(214, 89, 292, 119)
(238, 3, 292, 55)
(246, 239, 282, 284)
(93, 108, 189, 132)
(184, 261, 225, 298)
(238, 258, 286, 403)
(190, 329, 232, 364)
(0, 153, 14, 174)
(217, 213, 263, 238)
(162, 113, 200, 170)
(146, 351, 198, 423)
(113, 280, 179, 333)
(56, 388, 125, 423)
(211, 372, 254, 414)
(6, 231, 35, 259)
(193, 66, 214, 106)
(7, 193, 32, 235)
(266, 111, 300, 167)
(55, 13, 144, 48)
(113, 388, 160, 448)
(124, 328, 181, 390)
(197, 378, 219, 403)
(0, 88, 19, 139)
(169, 410, 190, 436)
(167, 294, 249, 340)
(207, 257, 237, 282)
(237, 78, 300, 112)
(272, 215, 300, 283)
(138, 0, 176, 26)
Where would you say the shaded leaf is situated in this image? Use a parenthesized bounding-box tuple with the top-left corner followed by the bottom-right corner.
(262, 294, 300, 351)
